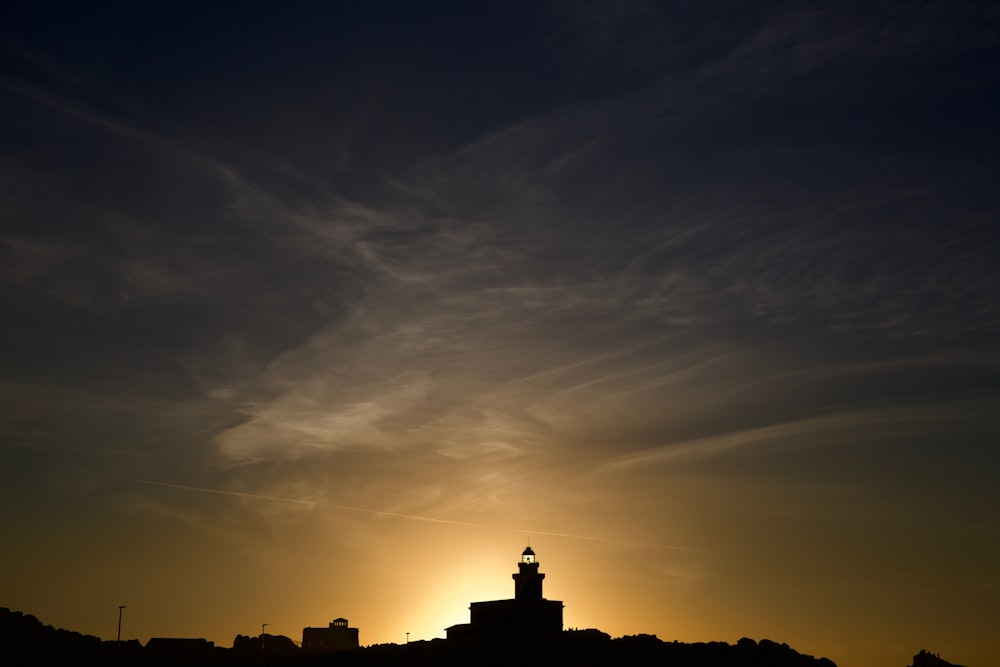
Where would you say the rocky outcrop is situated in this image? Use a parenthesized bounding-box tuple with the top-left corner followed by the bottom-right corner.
(910, 649, 967, 667)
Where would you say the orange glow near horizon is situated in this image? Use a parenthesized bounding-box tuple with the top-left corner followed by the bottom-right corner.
(5, 467, 999, 667)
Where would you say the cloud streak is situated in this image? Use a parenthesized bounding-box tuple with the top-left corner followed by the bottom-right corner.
(138, 479, 705, 552)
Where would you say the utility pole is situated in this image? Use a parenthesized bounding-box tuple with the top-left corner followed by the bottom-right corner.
(116, 606, 127, 666)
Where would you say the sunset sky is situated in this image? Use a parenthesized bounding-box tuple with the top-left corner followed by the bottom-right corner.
(2, 3, 999, 666)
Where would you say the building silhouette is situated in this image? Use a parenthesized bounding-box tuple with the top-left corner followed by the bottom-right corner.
(302, 617, 359, 652)
(446, 546, 563, 643)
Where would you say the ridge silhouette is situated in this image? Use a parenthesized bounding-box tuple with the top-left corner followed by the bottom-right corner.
(2, 605, 971, 667)
(1, 607, 841, 667)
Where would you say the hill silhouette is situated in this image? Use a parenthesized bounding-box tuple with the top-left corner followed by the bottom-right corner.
(0, 607, 972, 667)
(1, 607, 836, 667)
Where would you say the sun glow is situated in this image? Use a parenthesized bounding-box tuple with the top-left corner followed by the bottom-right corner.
(408, 557, 515, 641)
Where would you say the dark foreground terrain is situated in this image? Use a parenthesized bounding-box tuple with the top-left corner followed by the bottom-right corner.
(0, 608, 963, 667)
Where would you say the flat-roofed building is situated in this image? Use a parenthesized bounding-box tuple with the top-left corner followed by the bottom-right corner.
(302, 617, 359, 652)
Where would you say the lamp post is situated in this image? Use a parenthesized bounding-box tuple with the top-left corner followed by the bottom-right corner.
(406, 632, 409, 644)
(117, 606, 127, 641)
(116, 606, 127, 665)
(261, 623, 269, 659)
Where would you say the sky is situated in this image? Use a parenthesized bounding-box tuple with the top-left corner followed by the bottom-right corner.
(1, 2, 999, 666)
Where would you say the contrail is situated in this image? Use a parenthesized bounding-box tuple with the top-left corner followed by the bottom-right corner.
(137, 479, 705, 552)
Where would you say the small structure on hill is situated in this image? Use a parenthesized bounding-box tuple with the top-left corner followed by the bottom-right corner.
(302, 617, 360, 652)
(446, 546, 564, 643)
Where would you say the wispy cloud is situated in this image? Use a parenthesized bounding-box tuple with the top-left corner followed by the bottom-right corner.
(138, 479, 705, 551)
(597, 399, 1000, 472)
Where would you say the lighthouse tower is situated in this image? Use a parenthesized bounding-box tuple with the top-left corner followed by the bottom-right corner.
(513, 546, 544, 600)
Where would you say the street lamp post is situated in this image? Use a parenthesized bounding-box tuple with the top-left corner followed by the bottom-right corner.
(117, 606, 127, 642)
(261, 623, 269, 659)
(116, 606, 127, 665)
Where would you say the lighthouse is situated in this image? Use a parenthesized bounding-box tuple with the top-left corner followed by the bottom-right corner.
(445, 546, 564, 643)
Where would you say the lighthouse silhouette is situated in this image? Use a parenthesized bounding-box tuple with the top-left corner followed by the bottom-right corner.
(446, 546, 564, 643)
